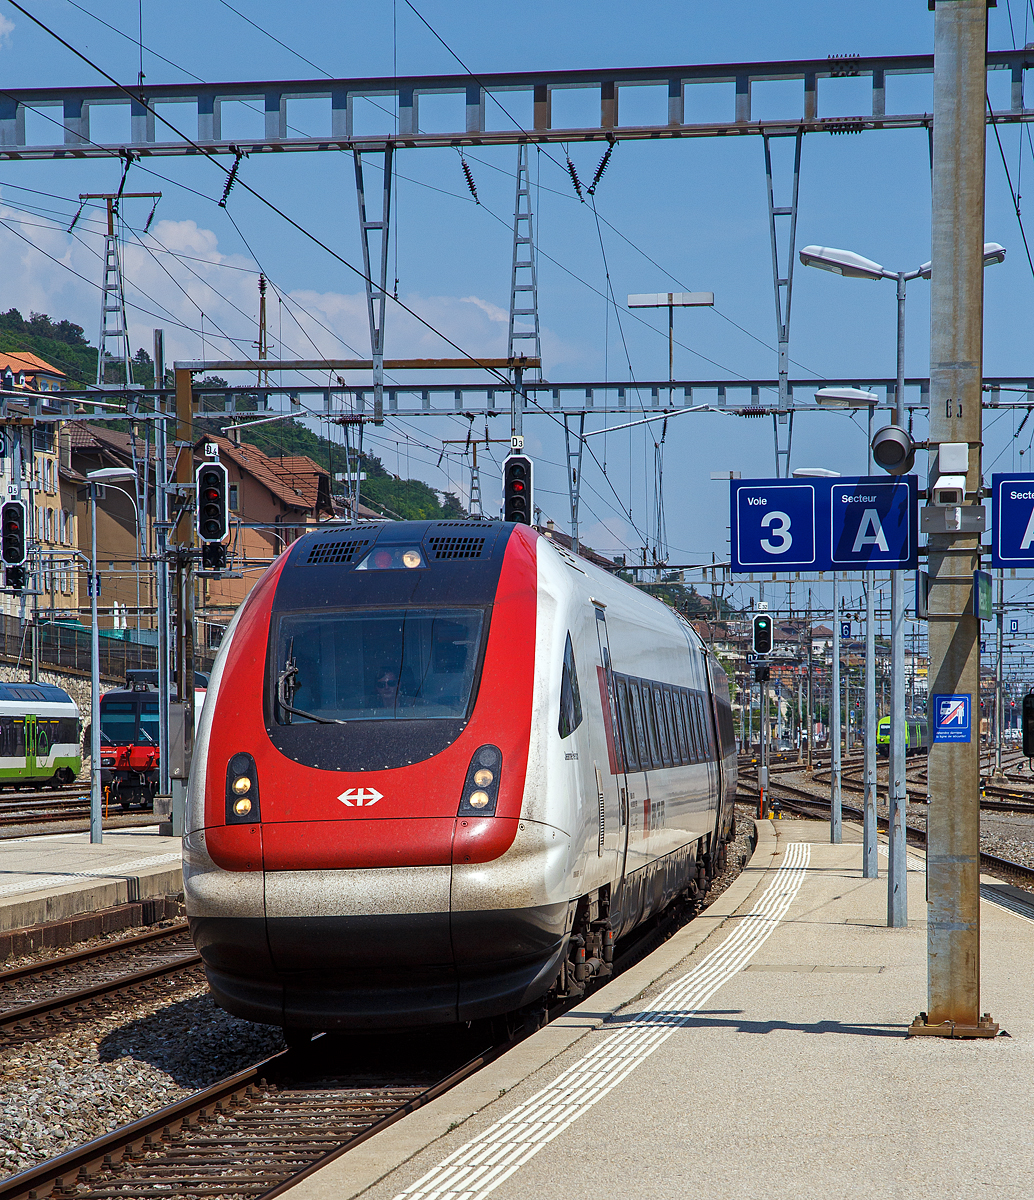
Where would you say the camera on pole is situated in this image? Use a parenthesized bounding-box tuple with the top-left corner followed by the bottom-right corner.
(752, 613, 773, 654)
(195, 462, 229, 544)
(503, 455, 533, 524)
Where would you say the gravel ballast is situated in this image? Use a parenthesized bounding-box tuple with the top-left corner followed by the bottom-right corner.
(0, 979, 284, 1178)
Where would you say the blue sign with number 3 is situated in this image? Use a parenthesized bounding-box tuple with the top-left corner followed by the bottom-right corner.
(730, 476, 917, 573)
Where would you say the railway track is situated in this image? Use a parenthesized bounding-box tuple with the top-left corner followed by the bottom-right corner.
(0, 922, 202, 1044)
(0, 1033, 497, 1200)
(778, 755, 1034, 815)
(0, 847, 744, 1200)
(737, 773, 1034, 887)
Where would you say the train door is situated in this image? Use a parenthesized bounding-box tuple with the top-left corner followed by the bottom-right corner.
(593, 606, 629, 881)
(24, 715, 37, 782)
(700, 650, 723, 832)
(35, 719, 51, 777)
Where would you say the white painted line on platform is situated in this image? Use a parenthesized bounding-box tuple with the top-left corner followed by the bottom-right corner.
(0, 852, 181, 899)
(980, 885, 1034, 924)
(877, 841, 1034, 923)
(395, 842, 811, 1200)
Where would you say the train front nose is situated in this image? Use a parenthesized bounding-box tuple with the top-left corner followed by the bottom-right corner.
(186, 814, 572, 1030)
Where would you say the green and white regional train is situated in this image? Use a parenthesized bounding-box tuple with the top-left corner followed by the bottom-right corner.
(0, 682, 81, 788)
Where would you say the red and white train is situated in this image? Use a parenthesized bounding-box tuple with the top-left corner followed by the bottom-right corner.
(184, 519, 737, 1033)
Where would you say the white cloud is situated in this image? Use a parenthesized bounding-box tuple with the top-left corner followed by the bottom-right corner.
(459, 295, 508, 323)
(0, 16, 14, 45)
(0, 203, 574, 387)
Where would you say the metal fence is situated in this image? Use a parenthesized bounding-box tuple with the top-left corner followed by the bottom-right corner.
(0, 615, 216, 682)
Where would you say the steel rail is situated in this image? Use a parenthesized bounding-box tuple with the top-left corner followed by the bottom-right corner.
(0, 920, 188, 985)
(739, 778, 1034, 886)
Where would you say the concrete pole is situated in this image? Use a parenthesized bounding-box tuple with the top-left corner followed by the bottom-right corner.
(922, 0, 991, 1034)
(154, 330, 171, 798)
(887, 269, 909, 927)
(831, 574, 842, 843)
(89, 483, 102, 844)
(864, 575, 878, 876)
(995, 568, 1004, 775)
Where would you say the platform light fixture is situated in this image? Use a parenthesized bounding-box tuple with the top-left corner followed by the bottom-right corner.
(814, 387, 880, 409)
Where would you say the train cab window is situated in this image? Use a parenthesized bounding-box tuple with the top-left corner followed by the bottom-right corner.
(558, 633, 583, 739)
(139, 702, 159, 745)
(100, 701, 137, 745)
(274, 607, 485, 722)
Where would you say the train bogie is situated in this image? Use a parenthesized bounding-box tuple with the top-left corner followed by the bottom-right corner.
(185, 519, 736, 1031)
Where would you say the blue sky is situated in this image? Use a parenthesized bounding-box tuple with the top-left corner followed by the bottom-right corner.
(0, 0, 1033, 621)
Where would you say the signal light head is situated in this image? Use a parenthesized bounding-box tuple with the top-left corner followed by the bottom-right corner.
(503, 455, 534, 524)
(195, 462, 229, 544)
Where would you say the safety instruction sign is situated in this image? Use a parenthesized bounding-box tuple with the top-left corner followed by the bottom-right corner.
(931, 693, 971, 744)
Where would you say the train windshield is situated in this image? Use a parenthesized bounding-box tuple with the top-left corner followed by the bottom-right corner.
(100, 700, 137, 745)
(273, 607, 485, 723)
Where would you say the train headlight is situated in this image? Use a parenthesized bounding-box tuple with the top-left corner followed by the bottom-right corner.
(458, 745, 502, 816)
(225, 752, 260, 824)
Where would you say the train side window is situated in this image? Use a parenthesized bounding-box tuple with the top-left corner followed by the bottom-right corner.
(629, 682, 652, 770)
(667, 690, 686, 764)
(686, 696, 700, 758)
(0, 717, 12, 757)
(57, 717, 79, 745)
(697, 694, 715, 758)
(662, 691, 676, 763)
(616, 677, 640, 772)
(558, 632, 584, 739)
(688, 694, 707, 759)
(642, 686, 662, 768)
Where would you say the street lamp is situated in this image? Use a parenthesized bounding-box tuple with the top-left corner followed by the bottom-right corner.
(85, 466, 137, 845)
(627, 291, 715, 382)
(800, 239, 1006, 918)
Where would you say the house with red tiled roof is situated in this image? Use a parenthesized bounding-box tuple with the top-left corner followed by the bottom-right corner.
(0, 351, 66, 392)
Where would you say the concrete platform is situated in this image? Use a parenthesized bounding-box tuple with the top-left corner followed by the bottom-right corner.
(285, 819, 1034, 1200)
(0, 827, 181, 933)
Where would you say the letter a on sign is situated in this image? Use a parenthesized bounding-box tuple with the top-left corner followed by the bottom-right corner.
(852, 508, 890, 553)
(1020, 506, 1034, 551)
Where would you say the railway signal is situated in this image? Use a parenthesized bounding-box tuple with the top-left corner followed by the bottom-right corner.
(752, 613, 773, 654)
(195, 462, 229, 543)
(1, 499, 26, 590)
(1, 499, 26, 566)
(503, 455, 533, 524)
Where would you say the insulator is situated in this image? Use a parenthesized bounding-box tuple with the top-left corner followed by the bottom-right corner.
(219, 152, 245, 208)
(460, 156, 479, 204)
(587, 142, 615, 195)
(566, 157, 584, 202)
